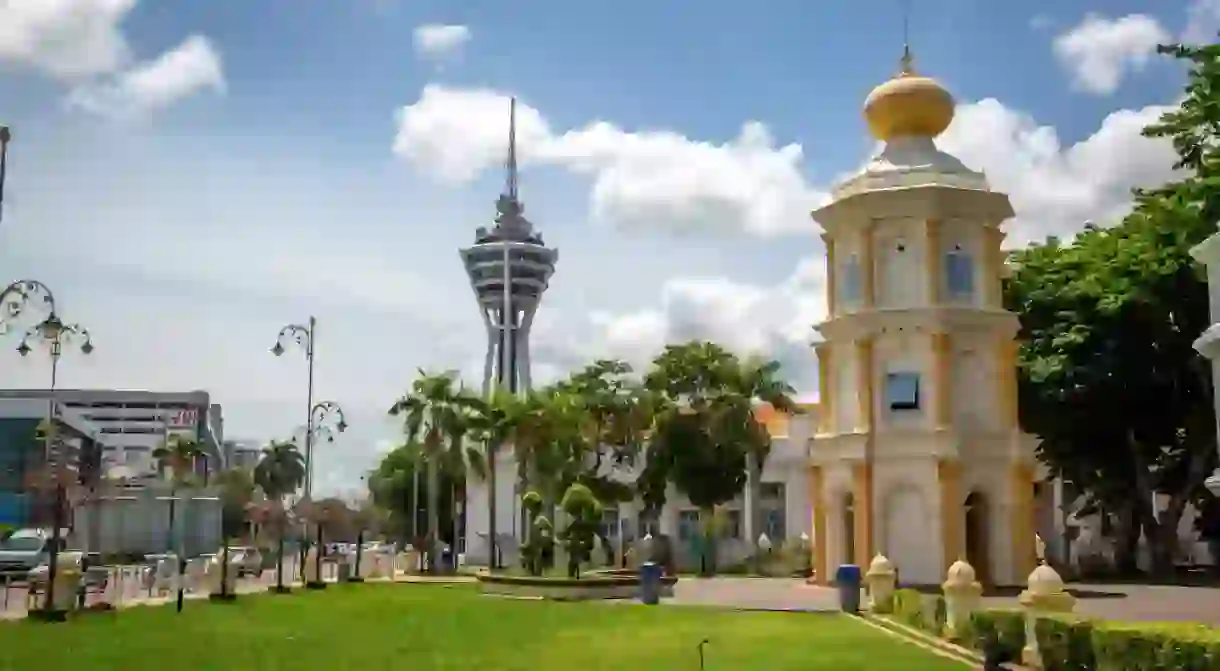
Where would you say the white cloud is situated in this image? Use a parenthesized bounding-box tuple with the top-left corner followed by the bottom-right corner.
(0, 0, 135, 78)
(392, 84, 1177, 245)
(941, 100, 1178, 245)
(1053, 13, 1170, 95)
(67, 35, 224, 119)
(0, 1, 223, 117)
(412, 24, 471, 62)
(393, 85, 826, 237)
(1183, 0, 1220, 44)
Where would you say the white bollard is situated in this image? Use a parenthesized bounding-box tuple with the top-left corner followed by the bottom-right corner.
(303, 547, 321, 584)
(941, 559, 983, 640)
(1018, 563, 1076, 670)
(864, 554, 897, 613)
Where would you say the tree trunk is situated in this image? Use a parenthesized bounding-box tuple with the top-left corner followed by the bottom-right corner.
(427, 460, 441, 572)
(1112, 501, 1141, 576)
(746, 452, 763, 571)
(487, 444, 498, 569)
(700, 507, 717, 577)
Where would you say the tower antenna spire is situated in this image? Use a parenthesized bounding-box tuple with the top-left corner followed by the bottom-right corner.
(505, 97, 518, 202)
(899, 0, 915, 74)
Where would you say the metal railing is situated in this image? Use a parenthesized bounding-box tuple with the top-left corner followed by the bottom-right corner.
(0, 554, 321, 619)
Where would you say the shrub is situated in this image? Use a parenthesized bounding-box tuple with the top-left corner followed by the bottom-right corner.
(928, 595, 947, 635)
(1091, 621, 1220, 671)
(892, 588, 924, 628)
(968, 609, 1025, 660)
(1034, 615, 1095, 671)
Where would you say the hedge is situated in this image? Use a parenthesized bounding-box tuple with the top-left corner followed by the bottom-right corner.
(890, 588, 947, 637)
(968, 609, 1026, 661)
(970, 609, 1220, 671)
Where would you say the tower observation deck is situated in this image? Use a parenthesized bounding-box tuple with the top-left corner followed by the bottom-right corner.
(459, 98, 558, 397)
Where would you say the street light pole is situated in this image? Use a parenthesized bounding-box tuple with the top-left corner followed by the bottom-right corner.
(9, 286, 93, 623)
(0, 125, 12, 225)
(304, 400, 347, 588)
(271, 317, 316, 497)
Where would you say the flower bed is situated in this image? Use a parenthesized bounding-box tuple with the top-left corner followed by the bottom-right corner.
(477, 571, 678, 601)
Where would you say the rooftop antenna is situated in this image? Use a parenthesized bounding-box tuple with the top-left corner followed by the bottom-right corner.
(504, 97, 518, 203)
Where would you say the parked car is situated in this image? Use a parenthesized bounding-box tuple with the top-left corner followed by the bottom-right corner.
(229, 547, 264, 577)
(0, 529, 70, 579)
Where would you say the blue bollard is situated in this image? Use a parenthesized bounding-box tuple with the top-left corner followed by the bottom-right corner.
(639, 561, 662, 605)
(835, 564, 862, 614)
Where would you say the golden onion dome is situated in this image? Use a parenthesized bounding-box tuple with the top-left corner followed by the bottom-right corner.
(863, 49, 955, 142)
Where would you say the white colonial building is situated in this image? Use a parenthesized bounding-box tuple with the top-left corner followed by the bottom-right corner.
(462, 402, 820, 571)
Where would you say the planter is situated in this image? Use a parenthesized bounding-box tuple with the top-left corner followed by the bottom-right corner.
(477, 570, 678, 601)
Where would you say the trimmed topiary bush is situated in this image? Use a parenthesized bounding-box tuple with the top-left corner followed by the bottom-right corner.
(1034, 615, 1096, 671)
(1091, 621, 1220, 671)
(892, 588, 924, 629)
(968, 609, 1026, 661)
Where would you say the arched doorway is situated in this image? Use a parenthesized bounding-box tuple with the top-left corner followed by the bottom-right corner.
(964, 491, 991, 587)
(842, 492, 856, 565)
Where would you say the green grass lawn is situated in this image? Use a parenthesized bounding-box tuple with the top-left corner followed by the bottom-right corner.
(0, 585, 965, 670)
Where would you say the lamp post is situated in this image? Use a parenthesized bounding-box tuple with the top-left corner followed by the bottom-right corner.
(303, 401, 347, 587)
(11, 289, 93, 622)
(0, 125, 11, 225)
(271, 318, 317, 498)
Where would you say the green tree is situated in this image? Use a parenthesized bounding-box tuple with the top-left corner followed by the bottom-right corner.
(642, 341, 757, 574)
(152, 434, 204, 554)
(558, 483, 602, 578)
(728, 356, 798, 557)
(389, 371, 482, 572)
(1006, 40, 1220, 575)
(253, 439, 306, 591)
(212, 467, 257, 599)
(464, 389, 527, 569)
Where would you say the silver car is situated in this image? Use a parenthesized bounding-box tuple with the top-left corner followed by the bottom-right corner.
(228, 547, 264, 577)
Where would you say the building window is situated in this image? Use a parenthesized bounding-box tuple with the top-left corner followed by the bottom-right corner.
(764, 509, 786, 540)
(945, 246, 975, 300)
(884, 372, 921, 411)
(839, 255, 862, 306)
(761, 483, 785, 501)
(600, 508, 619, 538)
(678, 510, 700, 542)
(722, 510, 742, 540)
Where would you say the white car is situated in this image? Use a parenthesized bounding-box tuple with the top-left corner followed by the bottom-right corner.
(228, 547, 264, 577)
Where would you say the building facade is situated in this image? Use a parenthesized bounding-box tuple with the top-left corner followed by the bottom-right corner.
(0, 389, 224, 478)
(807, 50, 1040, 587)
(0, 398, 106, 527)
(463, 403, 820, 571)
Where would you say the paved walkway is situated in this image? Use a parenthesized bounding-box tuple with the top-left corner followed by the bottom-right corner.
(667, 577, 839, 612)
(984, 582, 1220, 626)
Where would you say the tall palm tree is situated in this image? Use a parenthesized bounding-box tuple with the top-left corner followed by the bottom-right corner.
(211, 467, 257, 600)
(253, 439, 306, 591)
(389, 371, 482, 573)
(152, 434, 204, 555)
(729, 356, 797, 558)
(466, 389, 528, 569)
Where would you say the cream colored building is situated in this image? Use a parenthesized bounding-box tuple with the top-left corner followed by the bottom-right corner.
(807, 50, 1041, 587)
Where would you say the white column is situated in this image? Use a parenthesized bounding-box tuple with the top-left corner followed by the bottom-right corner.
(1190, 230, 1220, 496)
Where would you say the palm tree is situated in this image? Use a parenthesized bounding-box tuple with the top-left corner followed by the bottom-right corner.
(465, 389, 527, 569)
(152, 434, 204, 556)
(730, 356, 798, 562)
(211, 468, 257, 600)
(389, 371, 482, 573)
(253, 439, 306, 592)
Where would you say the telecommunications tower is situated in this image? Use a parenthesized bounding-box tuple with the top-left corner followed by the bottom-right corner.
(460, 98, 558, 397)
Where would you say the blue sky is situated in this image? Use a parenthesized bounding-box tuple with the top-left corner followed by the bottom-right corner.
(0, 0, 1201, 493)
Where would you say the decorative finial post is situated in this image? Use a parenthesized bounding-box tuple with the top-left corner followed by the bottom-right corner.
(899, 43, 914, 75)
(899, 0, 915, 75)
